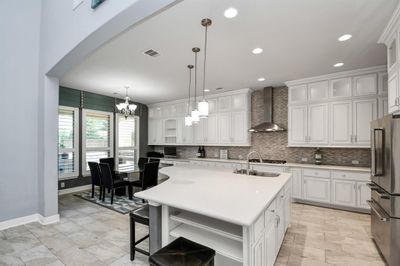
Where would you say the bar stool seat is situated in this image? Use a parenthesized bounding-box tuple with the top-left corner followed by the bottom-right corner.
(149, 237, 216, 266)
(130, 205, 150, 261)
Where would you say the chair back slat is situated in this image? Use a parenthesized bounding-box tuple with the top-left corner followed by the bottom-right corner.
(100, 157, 115, 171)
(99, 163, 114, 189)
(142, 161, 159, 190)
(138, 157, 148, 169)
(88, 162, 102, 186)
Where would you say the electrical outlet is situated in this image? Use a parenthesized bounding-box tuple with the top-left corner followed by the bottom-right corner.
(60, 182, 65, 188)
(352, 160, 360, 165)
(301, 158, 308, 162)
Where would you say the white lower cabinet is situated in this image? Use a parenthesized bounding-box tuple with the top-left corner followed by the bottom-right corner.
(332, 180, 357, 207)
(253, 235, 265, 266)
(290, 168, 303, 199)
(357, 181, 370, 209)
(303, 177, 330, 203)
(264, 223, 276, 266)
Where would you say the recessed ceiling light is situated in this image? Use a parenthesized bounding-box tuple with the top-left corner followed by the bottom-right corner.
(224, 7, 238, 18)
(252, 48, 263, 54)
(333, 62, 344, 67)
(204, 89, 210, 92)
(257, 77, 265, 82)
(338, 34, 352, 42)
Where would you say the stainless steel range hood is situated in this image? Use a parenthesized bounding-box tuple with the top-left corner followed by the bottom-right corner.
(249, 87, 285, 132)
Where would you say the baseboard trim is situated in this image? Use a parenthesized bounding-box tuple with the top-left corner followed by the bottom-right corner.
(58, 184, 91, 195)
(0, 213, 60, 230)
(293, 198, 370, 214)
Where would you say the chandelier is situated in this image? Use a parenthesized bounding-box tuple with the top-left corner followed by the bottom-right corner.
(116, 86, 137, 119)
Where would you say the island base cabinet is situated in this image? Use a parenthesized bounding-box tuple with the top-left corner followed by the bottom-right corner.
(265, 224, 277, 266)
(252, 236, 265, 266)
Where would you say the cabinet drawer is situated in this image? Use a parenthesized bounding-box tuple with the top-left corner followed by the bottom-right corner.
(332, 171, 370, 181)
(252, 213, 265, 242)
(303, 169, 330, 178)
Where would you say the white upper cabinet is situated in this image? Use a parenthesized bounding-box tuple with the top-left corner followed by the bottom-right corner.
(288, 105, 308, 145)
(308, 81, 328, 101)
(330, 101, 353, 146)
(379, 72, 388, 95)
(388, 37, 397, 71)
(329, 78, 352, 99)
(231, 111, 248, 143)
(194, 119, 206, 143)
(289, 85, 307, 103)
(208, 98, 218, 114)
(353, 98, 377, 146)
(148, 107, 162, 119)
(204, 114, 218, 144)
(218, 113, 231, 144)
(218, 96, 231, 112)
(232, 94, 247, 110)
(308, 103, 329, 145)
(388, 71, 399, 113)
(353, 74, 377, 96)
(148, 119, 163, 145)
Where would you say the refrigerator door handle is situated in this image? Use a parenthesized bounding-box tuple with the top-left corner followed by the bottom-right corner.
(372, 128, 384, 177)
(367, 200, 390, 222)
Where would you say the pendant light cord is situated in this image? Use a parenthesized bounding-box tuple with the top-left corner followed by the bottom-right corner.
(187, 66, 192, 114)
(194, 50, 198, 105)
(202, 25, 208, 100)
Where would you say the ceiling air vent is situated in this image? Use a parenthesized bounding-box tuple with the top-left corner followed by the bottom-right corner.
(143, 49, 160, 57)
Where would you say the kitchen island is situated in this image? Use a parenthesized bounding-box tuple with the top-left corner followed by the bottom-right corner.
(135, 165, 292, 266)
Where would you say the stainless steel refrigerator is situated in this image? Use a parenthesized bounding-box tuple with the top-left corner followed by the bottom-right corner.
(369, 114, 400, 266)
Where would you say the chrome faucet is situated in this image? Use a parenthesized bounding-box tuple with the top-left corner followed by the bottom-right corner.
(246, 150, 263, 175)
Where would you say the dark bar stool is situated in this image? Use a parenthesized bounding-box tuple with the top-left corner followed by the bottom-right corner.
(130, 205, 150, 261)
(149, 237, 216, 266)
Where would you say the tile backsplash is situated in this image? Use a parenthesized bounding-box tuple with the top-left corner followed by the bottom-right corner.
(154, 87, 371, 167)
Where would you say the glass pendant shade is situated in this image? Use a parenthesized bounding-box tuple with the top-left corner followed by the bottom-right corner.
(185, 115, 193, 126)
(116, 104, 123, 111)
(129, 104, 137, 111)
(198, 99, 209, 118)
(191, 109, 200, 124)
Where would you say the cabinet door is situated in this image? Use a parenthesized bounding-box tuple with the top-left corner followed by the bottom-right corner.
(253, 235, 265, 266)
(308, 103, 329, 145)
(232, 111, 248, 144)
(218, 96, 231, 112)
(330, 101, 353, 146)
(308, 81, 328, 101)
(205, 114, 218, 144)
(289, 85, 307, 103)
(288, 105, 308, 145)
(208, 98, 218, 114)
(155, 120, 163, 144)
(357, 182, 370, 209)
(353, 74, 378, 96)
(232, 94, 246, 110)
(353, 98, 377, 146)
(379, 72, 388, 95)
(148, 120, 156, 145)
(291, 168, 303, 199)
(276, 204, 285, 248)
(218, 113, 231, 144)
(194, 120, 205, 144)
(332, 180, 356, 207)
(149, 107, 161, 119)
(265, 224, 276, 266)
(379, 98, 388, 118)
(303, 177, 330, 203)
(284, 194, 291, 231)
(329, 78, 352, 99)
(388, 72, 399, 113)
(177, 118, 193, 144)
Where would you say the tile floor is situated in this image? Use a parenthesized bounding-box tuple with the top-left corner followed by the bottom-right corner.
(0, 194, 385, 266)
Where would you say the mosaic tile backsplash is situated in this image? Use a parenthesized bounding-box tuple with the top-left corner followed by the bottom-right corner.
(154, 87, 371, 167)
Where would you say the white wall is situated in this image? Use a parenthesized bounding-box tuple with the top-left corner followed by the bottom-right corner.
(0, 1, 42, 221)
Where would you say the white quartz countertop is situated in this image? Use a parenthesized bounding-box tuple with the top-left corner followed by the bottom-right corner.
(135, 165, 291, 227)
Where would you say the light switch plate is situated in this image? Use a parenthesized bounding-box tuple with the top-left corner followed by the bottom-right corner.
(301, 158, 308, 162)
(352, 160, 360, 165)
(73, 0, 84, 10)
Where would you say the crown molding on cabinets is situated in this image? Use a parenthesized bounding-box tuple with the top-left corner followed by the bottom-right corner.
(378, 1, 400, 44)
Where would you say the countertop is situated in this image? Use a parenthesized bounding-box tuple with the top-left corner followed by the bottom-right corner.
(161, 157, 371, 173)
(135, 165, 292, 226)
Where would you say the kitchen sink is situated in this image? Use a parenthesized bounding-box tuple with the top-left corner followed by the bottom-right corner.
(233, 169, 280, 177)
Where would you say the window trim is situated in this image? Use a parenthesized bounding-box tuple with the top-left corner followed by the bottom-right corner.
(82, 109, 114, 176)
(116, 114, 140, 166)
(58, 106, 80, 180)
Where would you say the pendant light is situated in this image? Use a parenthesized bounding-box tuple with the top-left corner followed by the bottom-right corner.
(198, 18, 212, 118)
(185, 65, 194, 126)
(191, 47, 200, 124)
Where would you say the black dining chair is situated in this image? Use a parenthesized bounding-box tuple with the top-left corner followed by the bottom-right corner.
(88, 162, 103, 200)
(130, 161, 159, 191)
(100, 157, 125, 179)
(99, 163, 131, 204)
(138, 157, 148, 169)
(149, 158, 160, 164)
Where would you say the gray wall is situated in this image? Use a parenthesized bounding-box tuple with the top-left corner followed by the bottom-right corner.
(155, 87, 371, 167)
(0, 1, 42, 222)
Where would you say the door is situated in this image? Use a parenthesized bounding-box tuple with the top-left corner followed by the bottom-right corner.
(332, 180, 356, 207)
(353, 98, 377, 146)
(357, 182, 370, 209)
(388, 72, 399, 113)
(308, 103, 329, 145)
(231, 111, 248, 144)
(218, 113, 231, 144)
(253, 234, 265, 266)
(330, 101, 353, 146)
(265, 224, 276, 266)
(303, 177, 330, 203)
(205, 114, 218, 144)
(288, 105, 308, 145)
(291, 168, 303, 199)
(353, 74, 378, 96)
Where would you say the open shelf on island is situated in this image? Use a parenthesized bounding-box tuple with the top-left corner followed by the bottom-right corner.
(170, 211, 243, 242)
(170, 223, 243, 263)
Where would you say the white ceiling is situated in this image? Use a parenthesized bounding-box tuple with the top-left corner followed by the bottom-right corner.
(60, 0, 398, 104)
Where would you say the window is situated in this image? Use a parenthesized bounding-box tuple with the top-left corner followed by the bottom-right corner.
(58, 106, 79, 179)
(116, 115, 139, 166)
(82, 110, 114, 174)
